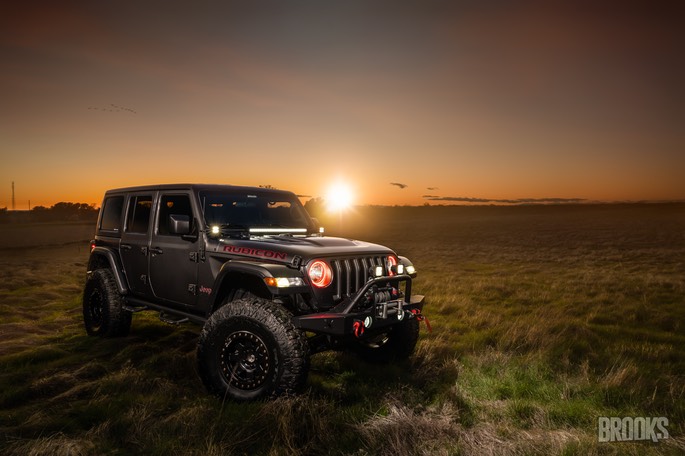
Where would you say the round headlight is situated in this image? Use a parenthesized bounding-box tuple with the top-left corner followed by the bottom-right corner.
(308, 260, 333, 288)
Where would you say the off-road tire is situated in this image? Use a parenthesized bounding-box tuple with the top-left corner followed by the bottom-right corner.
(197, 297, 309, 401)
(349, 317, 419, 363)
(82, 268, 132, 337)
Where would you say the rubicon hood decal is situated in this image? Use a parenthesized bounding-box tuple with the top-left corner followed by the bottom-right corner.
(218, 236, 394, 262)
(223, 245, 288, 260)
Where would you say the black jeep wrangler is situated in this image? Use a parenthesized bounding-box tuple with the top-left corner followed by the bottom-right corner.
(83, 184, 426, 400)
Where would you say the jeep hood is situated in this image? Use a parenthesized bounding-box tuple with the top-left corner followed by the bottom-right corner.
(214, 236, 394, 264)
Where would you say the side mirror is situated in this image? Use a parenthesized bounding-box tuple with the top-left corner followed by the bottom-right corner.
(169, 214, 191, 235)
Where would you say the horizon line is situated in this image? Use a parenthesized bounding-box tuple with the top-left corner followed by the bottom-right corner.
(3, 198, 685, 212)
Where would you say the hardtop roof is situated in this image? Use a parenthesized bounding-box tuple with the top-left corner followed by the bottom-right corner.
(103, 183, 297, 197)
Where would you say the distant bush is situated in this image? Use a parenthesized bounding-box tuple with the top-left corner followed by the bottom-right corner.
(0, 203, 98, 223)
(303, 197, 326, 219)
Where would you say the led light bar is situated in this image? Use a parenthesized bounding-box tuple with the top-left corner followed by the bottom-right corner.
(249, 228, 308, 234)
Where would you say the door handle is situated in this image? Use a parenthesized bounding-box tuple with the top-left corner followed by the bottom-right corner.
(150, 247, 163, 255)
(120, 244, 132, 251)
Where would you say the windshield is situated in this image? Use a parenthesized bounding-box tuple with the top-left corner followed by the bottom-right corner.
(199, 190, 313, 234)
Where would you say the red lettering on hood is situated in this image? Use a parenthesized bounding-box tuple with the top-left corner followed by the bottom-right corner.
(223, 245, 288, 260)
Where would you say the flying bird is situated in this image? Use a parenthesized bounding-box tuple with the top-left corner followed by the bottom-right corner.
(87, 104, 137, 114)
(427, 187, 439, 190)
(390, 182, 408, 189)
(112, 104, 137, 114)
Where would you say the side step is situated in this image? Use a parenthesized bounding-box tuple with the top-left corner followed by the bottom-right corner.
(123, 305, 148, 313)
(159, 312, 189, 325)
(124, 296, 207, 325)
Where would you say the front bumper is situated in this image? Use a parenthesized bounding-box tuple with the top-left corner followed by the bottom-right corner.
(292, 295, 425, 336)
(291, 274, 425, 336)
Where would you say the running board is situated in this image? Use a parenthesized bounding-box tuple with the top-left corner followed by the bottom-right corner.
(123, 297, 207, 325)
(159, 312, 190, 325)
(123, 305, 148, 313)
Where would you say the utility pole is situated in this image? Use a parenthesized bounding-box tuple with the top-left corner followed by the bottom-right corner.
(12, 181, 15, 211)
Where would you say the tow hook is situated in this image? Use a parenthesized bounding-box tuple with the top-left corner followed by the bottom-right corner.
(352, 320, 365, 338)
(411, 309, 432, 333)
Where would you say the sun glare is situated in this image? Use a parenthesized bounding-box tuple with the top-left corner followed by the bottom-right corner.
(326, 182, 353, 211)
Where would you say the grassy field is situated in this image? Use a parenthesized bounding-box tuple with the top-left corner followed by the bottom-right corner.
(0, 204, 683, 455)
(0, 222, 94, 249)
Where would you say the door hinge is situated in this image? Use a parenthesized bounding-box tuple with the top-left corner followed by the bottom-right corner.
(188, 284, 197, 295)
(190, 249, 206, 262)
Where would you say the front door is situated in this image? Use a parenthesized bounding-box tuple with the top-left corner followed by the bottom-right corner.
(148, 192, 199, 307)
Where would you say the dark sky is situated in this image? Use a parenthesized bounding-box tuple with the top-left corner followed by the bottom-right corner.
(1, 0, 683, 207)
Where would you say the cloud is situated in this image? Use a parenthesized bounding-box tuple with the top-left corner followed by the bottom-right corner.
(390, 182, 408, 189)
(424, 196, 587, 204)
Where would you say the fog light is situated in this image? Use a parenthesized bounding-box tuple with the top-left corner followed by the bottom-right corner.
(406, 265, 416, 275)
(397, 311, 405, 321)
(364, 316, 373, 328)
(397, 264, 404, 274)
(210, 225, 220, 235)
(374, 266, 383, 277)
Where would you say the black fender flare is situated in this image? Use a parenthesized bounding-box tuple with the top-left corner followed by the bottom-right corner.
(88, 246, 129, 295)
(209, 260, 306, 312)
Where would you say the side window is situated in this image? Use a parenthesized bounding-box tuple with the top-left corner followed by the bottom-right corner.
(99, 196, 124, 232)
(158, 194, 193, 236)
(125, 195, 153, 234)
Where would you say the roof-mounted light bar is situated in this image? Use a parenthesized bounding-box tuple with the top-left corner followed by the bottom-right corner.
(248, 228, 308, 234)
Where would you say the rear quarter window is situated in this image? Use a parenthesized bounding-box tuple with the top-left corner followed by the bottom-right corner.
(99, 195, 125, 232)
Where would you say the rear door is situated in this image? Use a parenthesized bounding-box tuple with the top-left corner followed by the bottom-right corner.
(148, 191, 199, 307)
(120, 193, 154, 296)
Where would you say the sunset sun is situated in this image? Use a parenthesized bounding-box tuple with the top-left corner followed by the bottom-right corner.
(326, 182, 353, 212)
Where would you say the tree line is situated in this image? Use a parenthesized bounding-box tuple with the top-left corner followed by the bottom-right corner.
(0, 202, 99, 223)
(1, 199, 324, 224)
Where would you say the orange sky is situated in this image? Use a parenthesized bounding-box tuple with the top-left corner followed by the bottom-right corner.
(1, 1, 683, 209)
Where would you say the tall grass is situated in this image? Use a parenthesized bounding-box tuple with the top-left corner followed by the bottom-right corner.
(1, 204, 684, 454)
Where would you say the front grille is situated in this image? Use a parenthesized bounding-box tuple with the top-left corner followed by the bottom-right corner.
(330, 256, 386, 300)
